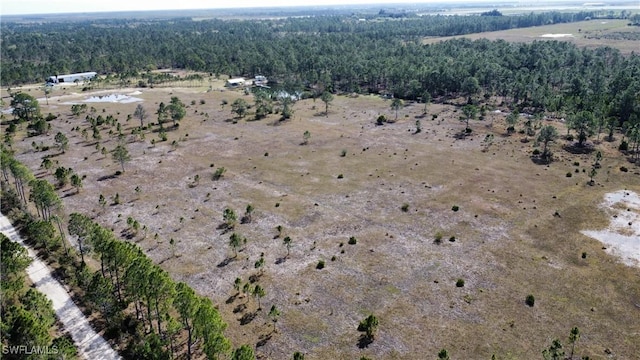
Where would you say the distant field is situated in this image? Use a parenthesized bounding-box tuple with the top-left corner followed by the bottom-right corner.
(423, 20, 640, 54)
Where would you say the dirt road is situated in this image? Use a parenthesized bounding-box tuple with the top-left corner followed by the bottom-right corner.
(0, 214, 121, 360)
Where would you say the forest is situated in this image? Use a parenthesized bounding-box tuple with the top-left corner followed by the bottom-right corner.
(2, 10, 639, 128)
(1, 7, 640, 360)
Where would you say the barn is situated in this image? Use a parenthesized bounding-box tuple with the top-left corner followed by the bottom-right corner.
(46, 72, 97, 84)
(225, 78, 246, 87)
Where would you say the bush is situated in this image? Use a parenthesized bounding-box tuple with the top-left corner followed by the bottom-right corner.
(348, 236, 357, 245)
(212, 167, 226, 180)
(525, 294, 535, 307)
(337, 174, 344, 179)
(451, 205, 459, 212)
(401, 203, 409, 212)
(566, 172, 572, 177)
(573, 161, 580, 166)
(434, 232, 443, 244)
(619, 140, 629, 151)
(532, 149, 540, 155)
(448, 236, 456, 242)
(340, 149, 347, 157)
(456, 279, 465, 287)
(376, 115, 386, 125)
(316, 260, 325, 269)
(620, 166, 628, 172)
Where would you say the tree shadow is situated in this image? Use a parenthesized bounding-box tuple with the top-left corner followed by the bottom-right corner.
(233, 303, 247, 314)
(226, 293, 239, 304)
(238, 311, 257, 325)
(216, 223, 232, 235)
(248, 273, 261, 283)
(563, 143, 595, 154)
(530, 156, 552, 165)
(357, 335, 374, 349)
(97, 172, 121, 182)
(256, 334, 272, 348)
(217, 257, 235, 268)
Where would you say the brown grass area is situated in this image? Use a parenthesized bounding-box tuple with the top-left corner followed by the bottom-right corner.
(4, 84, 640, 359)
(423, 19, 640, 55)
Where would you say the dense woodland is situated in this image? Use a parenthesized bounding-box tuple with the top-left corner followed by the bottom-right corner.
(2, 11, 639, 127)
(0, 232, 77, 359)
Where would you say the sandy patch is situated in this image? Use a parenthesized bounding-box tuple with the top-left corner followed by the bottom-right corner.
(81, 94, 143, 104)
(582, 190, 640, 267)
(540, 33, 574, 38)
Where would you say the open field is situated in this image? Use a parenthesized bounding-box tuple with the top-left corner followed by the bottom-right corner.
(423, 19, 640, 55)
(3, 83, 640, 359)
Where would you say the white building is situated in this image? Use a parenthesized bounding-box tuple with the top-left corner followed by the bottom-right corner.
(46, 72, 97, 84)
(226, 78, 246, 87)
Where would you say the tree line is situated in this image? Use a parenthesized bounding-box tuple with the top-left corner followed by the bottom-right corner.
(0, 10, 620, 85)
(2, 12, 638, 134)
(0, 233, 78, 360)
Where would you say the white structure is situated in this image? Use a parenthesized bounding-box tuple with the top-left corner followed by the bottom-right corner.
(46, 72, 97, 84)
(226, 76, 269, 88)
(226, 78, 246, 87)
(253, 75, 268, 86)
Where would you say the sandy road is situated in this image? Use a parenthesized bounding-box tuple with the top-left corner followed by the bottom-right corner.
(0, 214, 121, 360)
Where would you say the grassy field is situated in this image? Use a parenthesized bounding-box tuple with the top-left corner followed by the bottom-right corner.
(423, 19, 640, 55)
(3, 81, 640, 359)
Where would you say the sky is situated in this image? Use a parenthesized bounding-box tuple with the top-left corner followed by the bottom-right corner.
(1, 0, 476, 15)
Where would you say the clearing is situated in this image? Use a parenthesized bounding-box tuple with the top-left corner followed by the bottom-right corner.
(3, 82, 640, 359)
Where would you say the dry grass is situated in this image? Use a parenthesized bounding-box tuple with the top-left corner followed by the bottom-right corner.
(423, 19, 640, 55)
(3, 83, 640, 359)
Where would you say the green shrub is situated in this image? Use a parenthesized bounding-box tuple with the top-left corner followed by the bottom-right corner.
(566, 172, 572, 177)
(456, 279, 465, 287)
(348, 236, 357, 245)
(316, 260, 325, 269)
(451, 205, 459, 212)
(525, 294, 535, 307)
(401, 203, 409, 212)
(434, 232, 443, 244)
(212, 167, 226, 180)
(619, 140, 629, 151)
